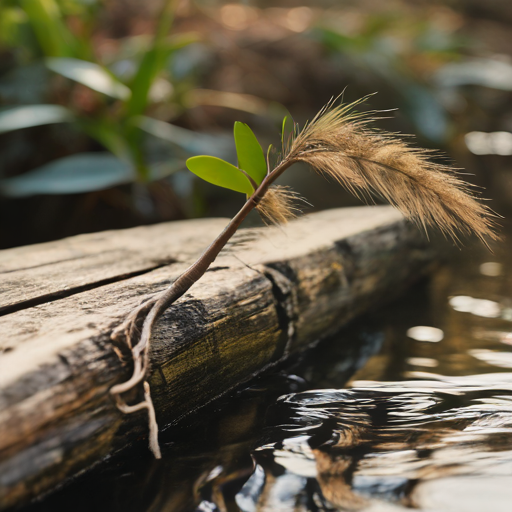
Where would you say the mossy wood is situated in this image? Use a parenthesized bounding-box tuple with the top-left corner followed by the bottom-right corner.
(0, 206, 433, 509)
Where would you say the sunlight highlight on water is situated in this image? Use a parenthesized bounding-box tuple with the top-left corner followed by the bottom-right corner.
(449, 295, 502, 318)
(406, 326, 444, 342)
(20, 234, 512, 512)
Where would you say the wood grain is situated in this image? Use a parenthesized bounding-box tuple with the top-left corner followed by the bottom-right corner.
(0, 206, 434, 509)
(0, 218, 228, 315)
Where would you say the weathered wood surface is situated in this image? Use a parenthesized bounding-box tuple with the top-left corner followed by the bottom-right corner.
(0, 206, 434, 510)
(0, 218, 228, 316)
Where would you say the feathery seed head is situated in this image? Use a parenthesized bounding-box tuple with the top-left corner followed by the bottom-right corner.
(278, 95, 498, 246)
(256, 185, 304, 226)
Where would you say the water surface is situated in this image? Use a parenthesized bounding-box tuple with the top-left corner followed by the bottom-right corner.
(24, 234, 512, 512)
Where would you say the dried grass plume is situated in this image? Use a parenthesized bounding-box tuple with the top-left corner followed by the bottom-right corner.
(279, 95, 498, 245)
(256, 185, 303, 225)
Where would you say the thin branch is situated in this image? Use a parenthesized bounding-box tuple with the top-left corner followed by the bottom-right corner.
(109, 159, 296, 457)
(110, 94, 497, 459)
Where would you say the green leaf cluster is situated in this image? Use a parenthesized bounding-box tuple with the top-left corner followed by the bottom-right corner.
(0, 0, 211, 197)
(186, 122, 267, 195)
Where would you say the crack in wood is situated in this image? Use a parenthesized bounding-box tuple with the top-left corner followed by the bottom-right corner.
(0, 207, 435, 510)
(0, 261, 176, 317)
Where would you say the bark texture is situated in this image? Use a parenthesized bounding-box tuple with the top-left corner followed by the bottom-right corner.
(0, 206, 434, 509)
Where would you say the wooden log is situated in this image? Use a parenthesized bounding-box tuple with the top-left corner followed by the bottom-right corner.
(0, 218, 228, 316)
(0, 206, 434, 509)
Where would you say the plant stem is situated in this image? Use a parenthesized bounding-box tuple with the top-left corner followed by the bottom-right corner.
(151, 157, 295, 312)
(110, 157, 296, 457)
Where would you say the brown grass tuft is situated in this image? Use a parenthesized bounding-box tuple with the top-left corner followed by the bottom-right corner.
(282, 95, 499, 246)
(256, 185, 304, 225)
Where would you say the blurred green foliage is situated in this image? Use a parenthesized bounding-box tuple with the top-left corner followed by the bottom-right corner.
(0, 0, 226, 197)
(2, 0, 512, 244)
(313, 12, 466, 143)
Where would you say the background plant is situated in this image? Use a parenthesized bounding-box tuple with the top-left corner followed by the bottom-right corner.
(2, 0, 512, 250)
(110, 96, 497, 458)
(0, 0, 236, 220)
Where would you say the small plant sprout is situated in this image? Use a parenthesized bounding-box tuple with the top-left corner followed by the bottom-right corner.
(110, 94, 498, 458)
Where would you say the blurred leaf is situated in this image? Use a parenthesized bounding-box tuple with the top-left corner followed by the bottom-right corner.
(166, 32, 201, 51)
(186, 156, 253, 195)
(362, 14, 397, 38)
(315, 27, 364, 52)
(0, 104, 74, 133)
(401, 84, 449, 143)
(435, 59, 512, 91)
(0, 64, 49, 104)
(185, 89, 270, 117)
(281, 115, 296, 152)
(127, 0, 176, 116)
(20, 0, 79, 57)
(46, 58, 131, 99)
(121, 0, 178, 181)
(135, 116, 233, 158)
(104, 33, 199, 75)
(80, 120, 132, 160)
(0, 153, 136, 197)
(0, 7, 28, 47)
(234, 122, 266, 185)
(127, 46, 172, 113)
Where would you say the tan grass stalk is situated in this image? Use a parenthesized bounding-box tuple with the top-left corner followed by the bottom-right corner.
(111, 94, 498, 459)
(282, 95, 498, 245)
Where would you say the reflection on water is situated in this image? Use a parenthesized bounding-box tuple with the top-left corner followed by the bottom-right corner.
(449, 295, 502, 318)
(479, 262, 503, 277)
(21, 234, 512, 512)
(255, 376, 512, 511)
(406, 326, 444, 343)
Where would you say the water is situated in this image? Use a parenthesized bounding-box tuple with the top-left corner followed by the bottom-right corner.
(23, 233, 512, 511)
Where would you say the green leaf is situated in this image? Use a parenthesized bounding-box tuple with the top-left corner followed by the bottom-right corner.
(126, 0, 176, 116)
(0, 105, 73, 134)
(0, 153, 136, 197)
(186, 155, 253, 195)
(105, 33, 199, 66)
(46, 58, 131, 100)
(127, 47, 170, 115)
(267, 144, 273, 164)
(134, 116, 233, 158)
(281, 115, 295, 139)
(79, 120, 132, 161)
(166, 32, 201, 51)
(20, 0, 77, 57)
(234, 121, 267, 186)
(0, 7, 28, 48)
